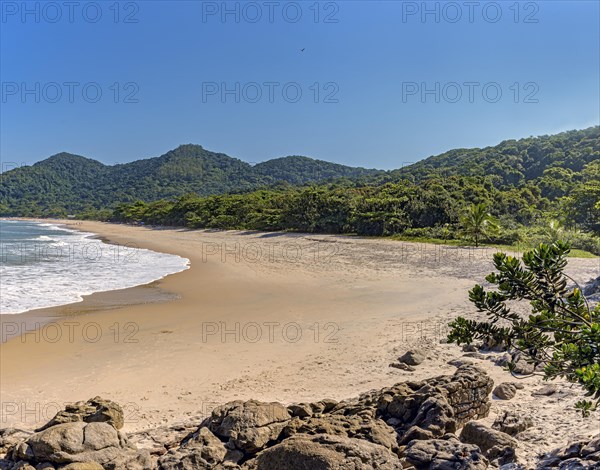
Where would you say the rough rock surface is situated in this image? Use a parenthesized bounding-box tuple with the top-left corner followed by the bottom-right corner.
(492, 412, 533, 437)
(368, 365, 493, 444)
(398, 350, 426, 366)
(157, 427, 238, 469)
(538, 435, 600, 468)
(460, 422, 518, 464)
(203, 400, 290, 454)
(36, 397, 124, 432)
(0, 367, 497, 470)
(403, 436, 489, 469)
(4, 421, 151, 470)
(245, 433, 403, 470)
(493, 383, 517, 400)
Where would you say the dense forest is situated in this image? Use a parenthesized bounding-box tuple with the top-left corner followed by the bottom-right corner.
(1, 127, 599, 252)
(0, 145, 382, 215)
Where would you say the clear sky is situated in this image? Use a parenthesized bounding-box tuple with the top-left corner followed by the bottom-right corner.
(1, 0, 598, 169)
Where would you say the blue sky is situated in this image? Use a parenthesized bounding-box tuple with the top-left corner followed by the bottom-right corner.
(1, 0, 598, 169)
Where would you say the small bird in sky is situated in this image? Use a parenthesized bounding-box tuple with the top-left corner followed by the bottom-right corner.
(300, 48, 305, 52)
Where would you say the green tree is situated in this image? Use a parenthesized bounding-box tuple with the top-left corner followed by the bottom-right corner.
(448, 242, 600, 415)
(460, 203, 499, 246)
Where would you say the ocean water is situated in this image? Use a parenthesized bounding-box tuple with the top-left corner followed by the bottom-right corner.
(0, 220, 190, 314)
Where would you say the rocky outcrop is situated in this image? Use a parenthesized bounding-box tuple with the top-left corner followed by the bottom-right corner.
(36, 397, 124, 432)
(245, 434, 403, 470)
(538, 435, 600, 468)
(460, 422, 518, 465)
(493, 383, 518, 400)
(0, 366, 496, 470)
(5, 421, 151, 469)
(202, 400, 290, 455)
(492, 412, 533, 437)
(370, 365, 493, 444)
(403, 436, 489, 469)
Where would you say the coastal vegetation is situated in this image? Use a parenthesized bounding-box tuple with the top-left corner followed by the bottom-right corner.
(1, 127, 598, 254)
(448, 241, 600, 415)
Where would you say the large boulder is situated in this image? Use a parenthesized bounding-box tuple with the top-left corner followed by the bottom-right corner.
(403, 436, 489, 469)
(368, 365, 493, 443)
(203, 400, 291, 454)
(36, 397, 124, 431)
(157, 427, 240, 469)
(460, 422, 518, 464)
(492, 412, 533, 436)
(7, 422, 151, 469)
(281, 409, 399, 455)
(245, 433, 403, 470)
(0, 430, 33, 456)
(493, 383, 517, 400)
(398, 350, 425, 366)
(538, 435, 600, 468)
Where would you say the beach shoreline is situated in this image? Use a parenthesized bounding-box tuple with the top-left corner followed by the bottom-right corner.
(1, 220, 599, 464)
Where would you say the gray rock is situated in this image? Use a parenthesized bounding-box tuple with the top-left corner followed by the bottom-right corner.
(286, 404, 313, 419)
(460, 421, 518, 463)
(9, 422, 151, 469)
(281, 411, 399, 455)
(492, 412, 533, 436)
(157, 427, 234, 469)
(447, 358, 474, 368)
(61, 464, 104, 469)
(389, 362, 415, 371)
(532, 384, 558, 396)
(404, 436, 489, 469)
(493, 383, 517, 400)
(368, 365, 494, 446)
(204, 400, 291, 454)
(246, 433, 403, 470)
(398, 350, 425, 366)
(36, 397, 124, 432)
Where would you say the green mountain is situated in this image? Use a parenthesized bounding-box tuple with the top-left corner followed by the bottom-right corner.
(394, 127, 599, 195)
(0, 145, 381, 215)
(0, 127, 598, 225)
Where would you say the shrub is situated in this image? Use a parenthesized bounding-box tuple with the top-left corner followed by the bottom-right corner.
(448, 241, 600, 415)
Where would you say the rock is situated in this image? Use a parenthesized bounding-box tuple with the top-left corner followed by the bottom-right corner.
(398, 350, 425, 366)
(538, 435, 600, 469)
(36, 397, 124, 431)
(8, 422, 151, 469)
(581, 436, 600, 456)
(157, 427, 234, 469)
(204, 400, 291, 454)
(510, 352, 536, 375)
(493, 383, 517, 400)
(246, 433, 403, 470)
(403, 436, 489, 469)
(372, 365, 493, 444)
(463, 352, 487, 360)
(0, 429, 33, 455)
(492, 412, 533, 436)
(481, 337, 507, 352)
(389, 362, 415, 372)
(460, 422, 518, 463)
(583, 276, 600, 296)
(281, 410, 399, 455)
(447, 358, 474, 368)
(532, 384, 558, 396)
(286, 404, 313, 419)
(128, 421, 199, 457)
(61, 464, 104, 469)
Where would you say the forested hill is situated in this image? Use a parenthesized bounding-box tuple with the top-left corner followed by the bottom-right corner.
(0, 127, 598, 218)
(394, 126, 599, 191)
(0, 145, 382, 215)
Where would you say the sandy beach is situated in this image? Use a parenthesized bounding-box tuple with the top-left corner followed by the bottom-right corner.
(1, 221, 599, 465)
